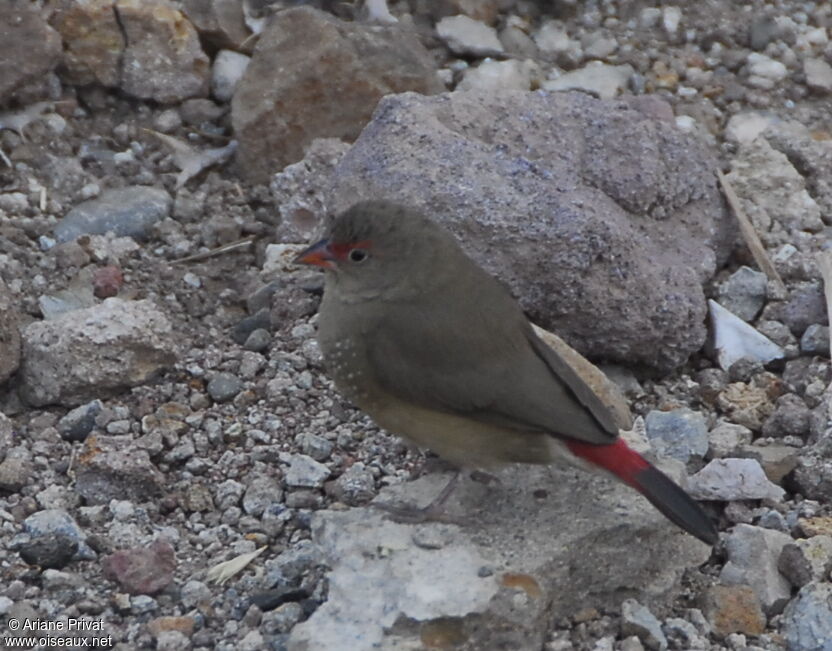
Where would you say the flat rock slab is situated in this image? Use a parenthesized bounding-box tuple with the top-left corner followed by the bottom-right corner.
(325, 90, 733, 371)
(289, 465, 711, 650)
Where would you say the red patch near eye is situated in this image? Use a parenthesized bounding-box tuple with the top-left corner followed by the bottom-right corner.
(329, 240, 372, 260)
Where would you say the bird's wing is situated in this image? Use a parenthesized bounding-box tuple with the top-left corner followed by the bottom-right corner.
(366, 288, 619, 445)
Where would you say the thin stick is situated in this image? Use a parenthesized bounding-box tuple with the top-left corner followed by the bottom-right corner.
(171, 236, 256, 264)
(717, 169, 787, 295)
(816, 250, 832, 359)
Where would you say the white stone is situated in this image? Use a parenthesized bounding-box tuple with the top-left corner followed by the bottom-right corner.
(747, 75, 776, 90)
(639, 8, 661, 29)
(458, 59, 539, 92)
(262, 243, 307, 276)
(708, 300, 784, 371)
(796, 26, 829, 50)
(675, 115, 696, 131)
(747, 53, 788, 81)
(708, 422, 753, 458)
(804, 57, 832, 93)
(289, 509, 497, 649)
(534, 20, 573, 54)
(584, 35, 617, 59)
(285, 454, 330, 488)
(725, 138, 823, 233)
(212, 49, 251, 102)
(662, 7, 682, 37)
(364, 0, 397, 24)
(687, 458, 785, 501)
(436, 15, 503, 57)
(542, 62, 633, 99)
(724, 112, 779, 144)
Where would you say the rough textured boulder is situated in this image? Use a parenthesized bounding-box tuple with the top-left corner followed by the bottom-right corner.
(0, 2, 62, 104)
(288, 465, 712, 650)
(232, 6, 443, 183)
(116, 0, 209, 103)
(19, 298, 176, 407)
(323, 90, 734, 371)
(52, 0, 209, 103)
(50, 0, 123, 87)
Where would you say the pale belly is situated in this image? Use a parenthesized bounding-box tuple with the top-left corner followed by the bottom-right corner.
(320, 326, 563, 470)
(368, 393, 558, 469)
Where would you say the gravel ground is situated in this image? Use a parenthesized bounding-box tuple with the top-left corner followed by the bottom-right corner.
(1, 1, 831, 650)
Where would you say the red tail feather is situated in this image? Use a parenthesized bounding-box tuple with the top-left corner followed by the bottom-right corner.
(565, 438, 718, 545)
(565, 438, 649, 488)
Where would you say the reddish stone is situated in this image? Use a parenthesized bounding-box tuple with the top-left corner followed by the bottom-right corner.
(102, 539, 176, 595)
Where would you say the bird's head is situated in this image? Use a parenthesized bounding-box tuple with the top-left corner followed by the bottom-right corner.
(295, 201, 453, 298)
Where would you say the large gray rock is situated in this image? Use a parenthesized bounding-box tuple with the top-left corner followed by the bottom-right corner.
(0, 2, 62, 104)
(232, 6, 443, 183)
(324, 90, 733, 371)
(288, 465, 711, 651)
(19, 298, 177, 407)
(0, 278, 22, 384)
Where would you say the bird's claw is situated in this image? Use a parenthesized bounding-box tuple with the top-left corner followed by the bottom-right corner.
(470, 470, 501, 486)
(371, 501, 472, 526)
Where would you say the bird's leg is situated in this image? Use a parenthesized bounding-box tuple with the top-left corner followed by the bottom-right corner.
(470, 469, 501, 486)
(372, 470, 469, 525)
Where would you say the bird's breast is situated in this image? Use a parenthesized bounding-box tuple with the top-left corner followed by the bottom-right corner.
(318, 333, 380, 409)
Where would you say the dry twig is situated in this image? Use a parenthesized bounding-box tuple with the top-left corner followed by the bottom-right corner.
(716, 169, 787, 295)
(206, 546, 267, 585)
(170, 236, 257, 265)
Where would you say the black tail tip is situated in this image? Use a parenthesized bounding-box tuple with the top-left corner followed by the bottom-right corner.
(634, 465, 719, 546)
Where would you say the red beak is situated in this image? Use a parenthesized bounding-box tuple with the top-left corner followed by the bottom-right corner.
(294, 239, 335, 269)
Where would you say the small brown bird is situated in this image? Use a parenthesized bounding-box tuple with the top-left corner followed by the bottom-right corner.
(296, 201, 717, 545)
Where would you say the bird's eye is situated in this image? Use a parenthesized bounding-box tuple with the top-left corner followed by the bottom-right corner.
(349, 248, 368, 263)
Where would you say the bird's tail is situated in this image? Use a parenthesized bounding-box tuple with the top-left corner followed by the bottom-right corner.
(565, 438, 718, 546)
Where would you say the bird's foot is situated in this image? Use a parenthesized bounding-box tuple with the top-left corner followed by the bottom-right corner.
(371, 500, 471, 526)
(372, 470, 471, 525)
(470, 470, 501, 486)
